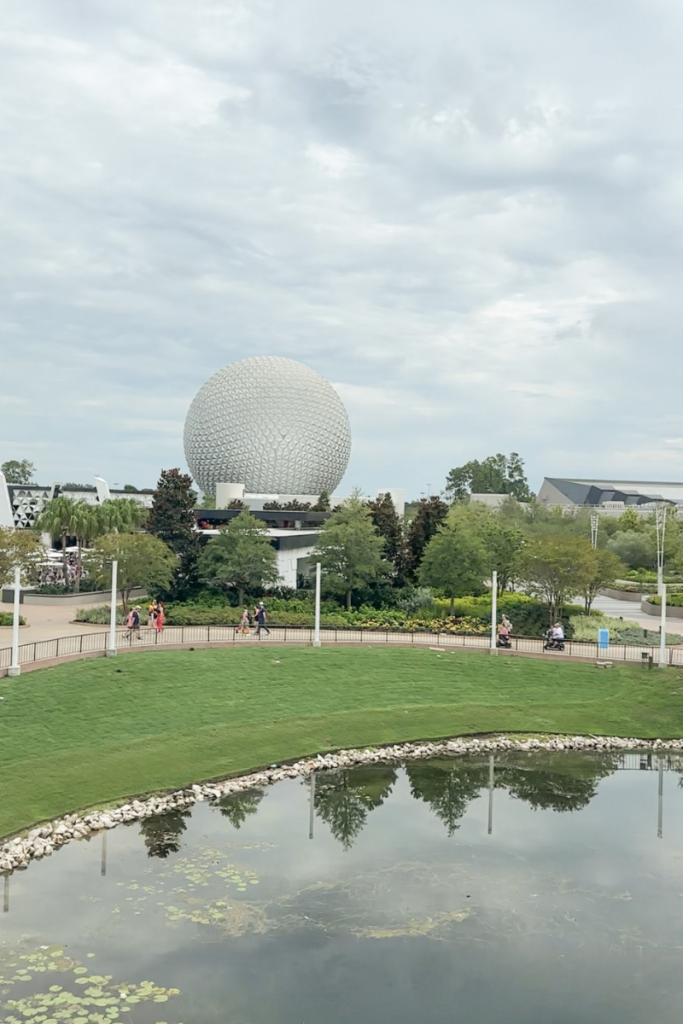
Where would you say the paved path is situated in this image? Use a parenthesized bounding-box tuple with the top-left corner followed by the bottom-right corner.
(0, 600, 109, 645)
(590, 594, 683, 634)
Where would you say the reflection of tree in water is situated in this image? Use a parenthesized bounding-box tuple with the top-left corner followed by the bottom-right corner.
(314, 766, 398, 849)
(407, 753, 619, 833)
(407, 760, 489, 835)
(217, 788, 266, 829)
(497, 752, 618, 813)
(139, 809, 191, 858)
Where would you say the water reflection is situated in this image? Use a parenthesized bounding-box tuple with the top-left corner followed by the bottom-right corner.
(312, 767, 397, 849)
(216, 788, 266, 830)
(138, 810, 192, 859)
(3, 751, 683, 1024)
(307, 752, 624, 847)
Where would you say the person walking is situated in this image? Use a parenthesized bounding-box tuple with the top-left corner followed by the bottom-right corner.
(124, 608, 135, 639)
(148, 599, 158, 628)
(131, 606, 141, 641)
(255, 602, 270, 638)
(155, 603, 165, 636)
(239, 607, 252, 636)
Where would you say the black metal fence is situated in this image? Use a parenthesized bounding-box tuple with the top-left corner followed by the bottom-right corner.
(1, 626, 682, 671)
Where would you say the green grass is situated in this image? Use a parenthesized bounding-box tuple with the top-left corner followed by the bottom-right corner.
(1, 645, 683, 839)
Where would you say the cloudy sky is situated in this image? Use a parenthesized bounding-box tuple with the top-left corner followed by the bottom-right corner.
(1, 0, 682, 498)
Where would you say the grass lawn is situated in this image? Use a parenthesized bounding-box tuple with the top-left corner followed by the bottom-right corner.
(2, 645, 682, 838)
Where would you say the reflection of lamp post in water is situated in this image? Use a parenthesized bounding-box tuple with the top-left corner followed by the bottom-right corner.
(309, 773, 315, 839)
(488, 755, 494, 835)
(101, 831, 107, 875)
(658, 758, 664, 839)
(3, 874, 9, 913)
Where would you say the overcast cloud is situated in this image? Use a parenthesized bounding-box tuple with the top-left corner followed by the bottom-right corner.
(1, 0, 682, 496)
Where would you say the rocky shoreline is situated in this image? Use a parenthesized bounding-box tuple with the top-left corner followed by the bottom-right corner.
(2, 733, 681, 875)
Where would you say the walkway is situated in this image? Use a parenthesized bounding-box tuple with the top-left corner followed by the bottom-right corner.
(1, 623, 681, 676)
(0, 600, 108, 646)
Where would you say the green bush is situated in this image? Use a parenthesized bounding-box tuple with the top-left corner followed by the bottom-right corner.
(570, 612, 683, 646)
(0, 613, 26, 626)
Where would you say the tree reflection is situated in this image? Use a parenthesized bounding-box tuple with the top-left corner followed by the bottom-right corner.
(407, 759, 489, 835)
(139, 810, 191, 858)
(216, 788, 266, 829)
(314, 766, 398, 849)
(407, 753, 619, 833)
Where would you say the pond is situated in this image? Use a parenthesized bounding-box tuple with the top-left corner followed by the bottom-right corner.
(1, 750, 683, 1023)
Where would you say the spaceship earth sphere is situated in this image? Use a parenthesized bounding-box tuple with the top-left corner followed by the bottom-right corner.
(183, 356, 352, 497)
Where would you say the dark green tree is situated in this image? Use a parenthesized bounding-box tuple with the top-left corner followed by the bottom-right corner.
(366, 492, 407, 585)
(1, 459, 35, 484)
(448, 503, 525, 592)
(312, 490, 331, 512)
(406, 760, 489, 835)
(139, 810, 191, 858)
(445, 453, 533, 504)
(147, 468, 201, 600)
(314, 765, 397, 849)
(199, 509, 279, 604)
(217, 788, 265, 828)
(404, 496, 448, 580)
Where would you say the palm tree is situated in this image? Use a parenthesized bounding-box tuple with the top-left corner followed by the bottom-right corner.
(36, 497, 81, 583)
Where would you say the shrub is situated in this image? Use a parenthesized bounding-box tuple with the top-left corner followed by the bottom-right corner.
(0, 613, 26, 626)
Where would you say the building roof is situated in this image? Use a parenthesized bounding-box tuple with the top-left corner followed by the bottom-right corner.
(539, 477, 683, 506)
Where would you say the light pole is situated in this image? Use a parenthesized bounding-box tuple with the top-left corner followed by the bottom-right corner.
(490, 570, 498, 654)
(313, 561, 321, 647)
(106, 560, 118, 657)
(488, 754, 494, 835)
(659, 583, 668, 669)
(655, 504, 667, 596)
(8, 566, 21, 678)
(590, 513, 599, 549)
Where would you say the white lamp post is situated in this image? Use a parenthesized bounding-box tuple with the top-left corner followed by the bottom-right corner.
(659, 582, 667, 669)
(8, 566, 21, 678)
(313, 562, 321, 647)
(490, 570, 498, 654)
(106, 560, 118, 657)
(590, 513, 599, 548)
(655, 504, 666, 596)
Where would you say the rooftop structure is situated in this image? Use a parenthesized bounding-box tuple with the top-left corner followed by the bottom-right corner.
(538, 477, 683, 511)
(0, 474, 154, 530)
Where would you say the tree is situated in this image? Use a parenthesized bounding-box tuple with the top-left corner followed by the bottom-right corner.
(313, 766, 397, 849)
(581, 548, 623, 612)
(313, 494, 387, 609)
(518, 535, 597, 623)
(418, 521, 487, 614)
(0, 528, 42, 587)
(447, 503, 525, 592)
(366, 492, 406, 585)
(86, 533, 177, 611)
(445, 452, 533, 503)
(199, 509, 279, 604)
(312, 490, 331, 512)
(404, 496, 449, 580)
(607, 530, 656, 570)
(217, 788, 265, 829)
(1, 459, 35, 485)
(36, 496, 81, 581)
(147, 469, 201, 600)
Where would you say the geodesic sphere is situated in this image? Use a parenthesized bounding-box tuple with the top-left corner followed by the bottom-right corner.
(183, 356, 352, 497)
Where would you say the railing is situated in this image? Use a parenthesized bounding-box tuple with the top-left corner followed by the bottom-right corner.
(1, 625, 682, 672)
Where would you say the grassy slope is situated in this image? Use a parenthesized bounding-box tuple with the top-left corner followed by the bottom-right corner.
(1, 646, 682, 838)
